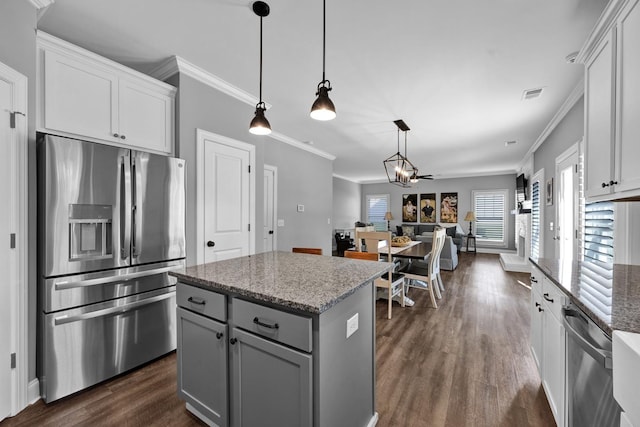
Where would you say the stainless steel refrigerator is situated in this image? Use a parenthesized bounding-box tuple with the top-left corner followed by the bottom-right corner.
(37, 134, 186, 402)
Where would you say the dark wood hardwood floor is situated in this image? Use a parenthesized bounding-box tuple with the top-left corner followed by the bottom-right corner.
(2, 253, 554, 427)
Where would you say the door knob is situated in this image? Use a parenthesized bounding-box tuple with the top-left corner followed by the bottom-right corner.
(207, 241, 215, 247)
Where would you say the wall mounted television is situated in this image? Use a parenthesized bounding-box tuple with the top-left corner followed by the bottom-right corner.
(516, 173, 528, 202)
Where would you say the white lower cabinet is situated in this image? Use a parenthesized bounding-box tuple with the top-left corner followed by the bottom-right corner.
(530, 264, 567, 427)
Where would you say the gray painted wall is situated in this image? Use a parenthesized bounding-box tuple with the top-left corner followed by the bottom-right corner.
(0, 0, 38, 381)
(171, 73, 334, 262)
(332, 177, 361, 230)
(264, 141, 333, 255)
(533, 96, 584, 259)
(362, 174, 517, 250)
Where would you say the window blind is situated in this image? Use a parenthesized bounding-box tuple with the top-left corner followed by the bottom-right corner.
(366, 194, 389, 231)
(580, 201, 614, 322)
(531, 180, 541, 259)
(473, 190, 506, 245)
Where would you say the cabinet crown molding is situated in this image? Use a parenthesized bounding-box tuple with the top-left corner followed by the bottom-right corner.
(577, 0, 631, 64)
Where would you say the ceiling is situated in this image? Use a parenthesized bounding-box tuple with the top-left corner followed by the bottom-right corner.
(37, 0, 608, 183)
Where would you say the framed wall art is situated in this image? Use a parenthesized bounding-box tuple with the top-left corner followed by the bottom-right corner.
(420, 193, 436, 223)
(546, 178, 553, 206)
(402, 194, 418, 222)
(440, 192, 458, 223)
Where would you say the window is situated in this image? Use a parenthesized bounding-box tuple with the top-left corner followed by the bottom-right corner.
(365, 194, 389, 231)
(472, 189, 508, 247)
(531, 177, 541, 259)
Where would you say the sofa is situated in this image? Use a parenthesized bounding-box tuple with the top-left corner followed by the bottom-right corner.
(396, 224, 464, 271)
(397, 223, 465, 249)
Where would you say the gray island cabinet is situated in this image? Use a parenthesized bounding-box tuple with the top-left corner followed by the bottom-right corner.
(169, 251, 391, 427)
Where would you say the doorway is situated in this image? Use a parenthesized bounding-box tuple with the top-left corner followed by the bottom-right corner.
(0, 61, 28, 420)
(196, 129, 255, 264)
(263, 165, 277, 252)
(555, 144, 580, 261)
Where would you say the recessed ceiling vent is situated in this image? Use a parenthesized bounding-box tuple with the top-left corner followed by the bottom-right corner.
(505, 140, 517, 147)
(522, 87, 544, 100)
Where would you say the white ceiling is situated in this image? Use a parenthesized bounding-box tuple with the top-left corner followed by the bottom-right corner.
(37, 0, 608, 183)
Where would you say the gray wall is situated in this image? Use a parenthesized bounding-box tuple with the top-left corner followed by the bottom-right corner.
(264, 141, 333, 255)
(172, 73, 334, 262)
(362, 174, 517, 250)
(0, 0, 38, 381)
(332, 177, 361, 230)
(533, 96, 584, 259)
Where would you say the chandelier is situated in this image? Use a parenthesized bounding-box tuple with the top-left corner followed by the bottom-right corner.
(383, 119, 417, 187)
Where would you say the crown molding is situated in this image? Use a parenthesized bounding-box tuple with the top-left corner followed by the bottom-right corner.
(332, 174, 362, 184)
(150, 55, 271, 110)
(28, 0, 54, 9)
(358, 169, 517, 185)
(269, 131, 336, 161)
(576, 0, 628, 64)
(520, 79, 584, 169)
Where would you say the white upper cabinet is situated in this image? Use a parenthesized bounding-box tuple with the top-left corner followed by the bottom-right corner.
(37, 31, 176, 155)
(580, 0, 640, 201)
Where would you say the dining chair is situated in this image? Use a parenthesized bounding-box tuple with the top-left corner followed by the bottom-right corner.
(292, 247, 323, 255)
(402, 228, 446, 308)
(349, 230, 405, 319)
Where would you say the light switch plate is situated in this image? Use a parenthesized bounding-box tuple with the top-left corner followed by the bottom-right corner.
(277, 219, 284, 227)
(346, 313, 359, 338)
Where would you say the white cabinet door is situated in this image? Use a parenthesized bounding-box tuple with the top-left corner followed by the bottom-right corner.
(615, 0, 640, 194)
(119, 78, 174, 153)
(530, 288, 544, 373)
(542, 311, 566, 427)
(43, 50, 117, 141)
(584, 32, 615, 199)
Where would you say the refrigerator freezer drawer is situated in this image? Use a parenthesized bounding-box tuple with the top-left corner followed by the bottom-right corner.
(40, 287, 176, 402)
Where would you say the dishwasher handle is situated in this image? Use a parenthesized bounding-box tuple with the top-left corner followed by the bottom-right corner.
(563, 307, 612, 370)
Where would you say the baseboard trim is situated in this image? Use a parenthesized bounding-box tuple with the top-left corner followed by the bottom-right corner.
(27, 379, 40, 405)
(185, 402, 218, 427)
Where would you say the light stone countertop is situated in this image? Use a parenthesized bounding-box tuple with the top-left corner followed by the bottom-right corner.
(530, 257, 640, 336)
(169, 251, 392, 314)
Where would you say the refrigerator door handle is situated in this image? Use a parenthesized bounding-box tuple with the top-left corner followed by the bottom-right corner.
(132, 156, 138, 257)
(53, 265, 179, 290)
(53, 291, 174, 326)
(120, 154, 132, 260)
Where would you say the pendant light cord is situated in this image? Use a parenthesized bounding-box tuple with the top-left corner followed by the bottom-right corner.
(322, 0, 326, 83)
(259, 16, 263, 105)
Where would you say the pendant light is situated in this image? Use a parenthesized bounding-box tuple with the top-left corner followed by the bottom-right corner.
(310, 0, 336, 121)
(383, 120, 417, 188)
(249, 1, 272, 135)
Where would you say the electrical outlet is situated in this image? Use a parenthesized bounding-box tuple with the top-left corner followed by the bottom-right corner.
(346, 313, 359, 338)
(277, 219, 284, 227)
(297, 204, 305, 212)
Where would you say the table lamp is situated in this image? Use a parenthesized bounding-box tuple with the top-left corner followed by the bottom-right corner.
(384, 211, 393, 231)
(464, 211, 476, 236)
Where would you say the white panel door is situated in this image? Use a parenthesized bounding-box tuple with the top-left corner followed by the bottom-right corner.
(263, 166, 276, 252)
(43, 49, 118, 140)
(0, 75, 12, 422)
(556, 149, 579, 262)
(204, 140, 251, 262)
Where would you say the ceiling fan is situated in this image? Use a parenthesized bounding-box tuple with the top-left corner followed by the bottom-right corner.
(409, 170, 434, 182)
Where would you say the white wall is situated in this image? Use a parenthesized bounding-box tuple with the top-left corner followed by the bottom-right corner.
(332, 177, 361, 230)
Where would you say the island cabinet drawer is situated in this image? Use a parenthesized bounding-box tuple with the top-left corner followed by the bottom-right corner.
(177, 283, 227, 322)
(232, 298, 312, 353)
(542, 278, 566, 321)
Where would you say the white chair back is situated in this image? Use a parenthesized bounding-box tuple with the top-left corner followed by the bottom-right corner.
(429, 228, 446, 277)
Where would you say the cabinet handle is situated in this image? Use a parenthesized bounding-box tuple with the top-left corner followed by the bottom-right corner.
(543, 293, 554, 303)
(230, 338, 237, 345)
(121, 135, 126, 140)
(610, 180, 618, 186)
(535, 302, 541, 308)
(538, 307, 544, 312)
(113, 133, 119, 138)
(216, 332, 223, 339)
(253, 317, 279, 330)
(531, 277, 538, 283)
(187, 296, 206, 306)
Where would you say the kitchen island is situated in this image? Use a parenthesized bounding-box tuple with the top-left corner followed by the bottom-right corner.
(169, 251, 392, 427)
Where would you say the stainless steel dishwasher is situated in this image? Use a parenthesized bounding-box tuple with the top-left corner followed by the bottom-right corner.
(563, 304, 621, 427)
